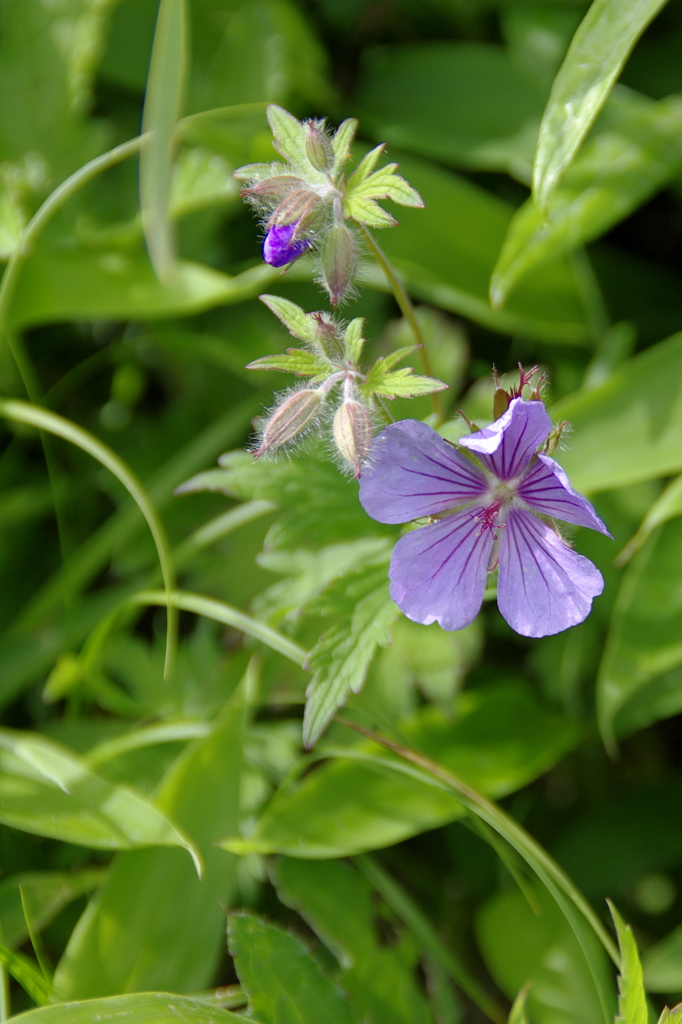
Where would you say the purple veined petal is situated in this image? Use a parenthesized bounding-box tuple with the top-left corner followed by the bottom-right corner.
(497, 508, 604, 638)
(389, 509, 493, 631)
(459, 397, 551, 481)
(359, 420, 489, 525)
(517, 454, 613, 537)
(263, 223, 312, 267)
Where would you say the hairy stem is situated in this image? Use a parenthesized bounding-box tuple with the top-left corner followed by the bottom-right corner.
(358, 224, 443, 423)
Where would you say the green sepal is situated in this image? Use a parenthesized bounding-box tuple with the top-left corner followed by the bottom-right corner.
(344, 318, 365, 363)
(331, 118, 359, 178)
(259, 294, 318, 346)
(246, 350, 330, 376)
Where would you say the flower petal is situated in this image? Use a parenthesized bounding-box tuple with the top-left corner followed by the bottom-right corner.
(389, 510, 493, 631)
(263, 223, 312, 267)
(518, 454, 612, 536)
(497, 508, 604, 638)
(459, 397, 551, 481)
(359, 420, 489, 524)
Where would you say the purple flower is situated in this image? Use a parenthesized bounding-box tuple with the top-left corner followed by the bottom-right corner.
(359, 398, 612, 638)
(263, 223, 312, 268)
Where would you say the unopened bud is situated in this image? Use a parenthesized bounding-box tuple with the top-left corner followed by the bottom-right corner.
(320, 224, 358, 306)
(270, 189, 323, 229)
(333, 400, 373, 477)
(305, 122, 334, 173)
(255, 389, 324, 455)
(313, 312, 345, 361)
(493, 388, 510, 420)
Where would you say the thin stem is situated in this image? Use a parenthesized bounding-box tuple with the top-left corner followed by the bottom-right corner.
(358, 224, 443, 423)
(354, 854, 506, 1024)
(337, 717, 620, 967)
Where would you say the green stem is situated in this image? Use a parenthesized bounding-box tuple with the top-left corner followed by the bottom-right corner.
(358, 224, 443, 423)
(354, 854, 506, 1024)
(338, 719, 620, 969)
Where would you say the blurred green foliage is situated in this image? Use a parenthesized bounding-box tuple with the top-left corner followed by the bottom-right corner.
(1, 0, 682, 1022)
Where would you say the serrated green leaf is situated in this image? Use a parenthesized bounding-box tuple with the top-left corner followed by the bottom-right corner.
(370, 369, 448, 398)
(351, 144, 387, 184)
(659, 1006, 682, 1024)
(492, 96, 682, 306)
(0, 943, 50, 1006)
(228, 912, 356, 1024)
(267, 103, 324, 181)
(246, 351, 329, 376)
(345, 196, 397, 228)
(303, 559, 398, 747)
(332, 118, 359, 178)
(349, 166, 424, 208)
(259, 294, 318, 345)
(11, 993, 252, 1023)
(272, 858, 432, 1024)
(608, 901, 647, 1024)
(344, 318, 365, 363)
(533, 0, 668, 208)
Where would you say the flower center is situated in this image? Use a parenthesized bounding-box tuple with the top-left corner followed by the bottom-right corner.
(471, 484, 516, 538)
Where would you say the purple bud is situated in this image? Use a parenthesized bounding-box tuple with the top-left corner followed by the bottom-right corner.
(333, 400, 373, 477)
(263, 223, 312, 268)
(254, 388, 324, 455)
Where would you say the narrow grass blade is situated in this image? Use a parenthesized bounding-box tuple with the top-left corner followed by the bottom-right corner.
(141, 0, 188, 282)
(0, 400, 177, 678)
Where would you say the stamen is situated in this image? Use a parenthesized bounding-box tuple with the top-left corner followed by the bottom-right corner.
(472, 499, 505, 538)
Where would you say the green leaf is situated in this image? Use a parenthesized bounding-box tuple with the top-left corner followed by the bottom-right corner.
(227, 911, 357, 1024)
(553, 331, 682, 494)
(303, 559, 398, 748)
(272, 858, 432, 1024)
(370, 153, 591, 346)
(344, 318, 365, 363)
(169, 146, 240, 218)
(345, 196, 397, 228)
(223, 683, 578, 858)
(491, 96, 682, 306)
(0, 943, 50, 1006)
(267, 104, 323, 181)
(368, 368, 448, 399)
(11, 248, 277, 328)
(643, 924, 682, 992)
(508, 986, 531, 1024)
(597, 518, 682, 746)
(347, 165, 423, 208)
(355, 42, 544, 180)
(11, 992, 252, 1023)
(140, 0, 187, 282)
(259, 294, 319, 345)
(616, 471, 682, 566)
(659, 1008, 682, 1024)
(0, 727, 199, 862)
(178, 450, 382, 551)
(52, 701, 245, 999)
(533, 0, 668, 208)
(246, 350, 329, 376)
(608, 901, 648, 1024)
(476, 884, 614, 1024)
(0, 869, 105, 950)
